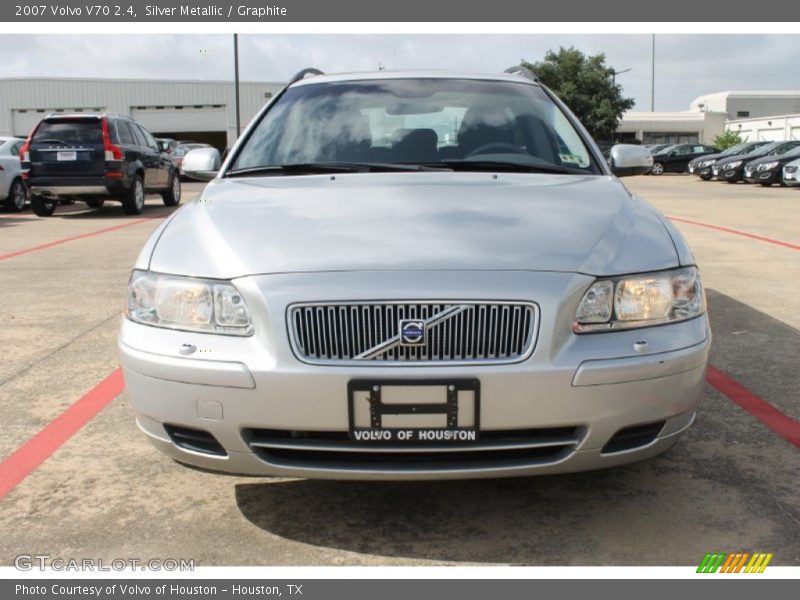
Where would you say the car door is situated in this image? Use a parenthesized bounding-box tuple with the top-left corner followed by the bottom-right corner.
(665, 145, 691, 172)
(9, 140, 23, 177)
(125, 121, 151, 186)
(138, 125, 171, 188)
(127, 121, 158, 190)
(112, 119, 139, 182)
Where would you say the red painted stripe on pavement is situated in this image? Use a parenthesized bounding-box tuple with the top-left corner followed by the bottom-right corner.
(0, 217, 160, 262)
(707, 365, 800, 449)
(669, 216, 800, 252)
(0, 368, 124, 499)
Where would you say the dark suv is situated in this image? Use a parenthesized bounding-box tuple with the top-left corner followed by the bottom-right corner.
(21, 113, 181, 216)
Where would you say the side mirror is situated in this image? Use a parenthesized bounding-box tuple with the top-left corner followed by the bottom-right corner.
(181, 147, 221, 181)
(608, 144, 654, 177)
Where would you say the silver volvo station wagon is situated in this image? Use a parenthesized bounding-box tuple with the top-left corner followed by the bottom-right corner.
(119, 67, 710, 480)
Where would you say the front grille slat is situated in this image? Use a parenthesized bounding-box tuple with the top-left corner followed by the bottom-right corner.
(289, 301, 538, 365)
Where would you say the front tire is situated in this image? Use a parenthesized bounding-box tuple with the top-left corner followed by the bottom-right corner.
(759, 182, 772, 187)
(651, 162, 664, 176)
(4, 179, 27, 212)
(161, 172, 181, 207)
(30, 194, 57, 217)
(122, 175, 145, 215)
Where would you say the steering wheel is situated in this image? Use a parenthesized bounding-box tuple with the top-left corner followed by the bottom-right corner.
(465, 142, 526, 158)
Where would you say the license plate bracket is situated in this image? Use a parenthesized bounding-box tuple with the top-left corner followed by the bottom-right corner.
(348, 379, 480, 443)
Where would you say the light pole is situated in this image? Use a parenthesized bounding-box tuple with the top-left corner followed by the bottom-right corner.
(611, 67, 631, 88)
(610, 68, 631, 143)
(650, 34, 655, 112)
(233, 34, 241, 138)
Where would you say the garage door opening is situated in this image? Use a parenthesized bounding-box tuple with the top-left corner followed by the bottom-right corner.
(152, 131, 227, 152)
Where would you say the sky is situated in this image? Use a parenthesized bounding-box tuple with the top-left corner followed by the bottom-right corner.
(0, 34, 798, 112)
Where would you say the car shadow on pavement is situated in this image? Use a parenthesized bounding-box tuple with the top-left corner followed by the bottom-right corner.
(233, 289, 800, 565)
(0, 215, 40, 227)
(56, 202, 180, 220)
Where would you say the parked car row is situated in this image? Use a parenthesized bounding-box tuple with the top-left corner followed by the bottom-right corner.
(688, 140, 800, 186)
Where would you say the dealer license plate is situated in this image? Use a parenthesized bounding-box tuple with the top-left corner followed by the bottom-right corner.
(57, 151, 77, 161)
(348, 379, 480, 443)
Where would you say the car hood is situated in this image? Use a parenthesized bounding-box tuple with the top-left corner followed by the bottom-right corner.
(718, 151, 768, 166)
(689, 153, 722, 165)
(747, 152, 800, 167)
(148, 173, 681, 279)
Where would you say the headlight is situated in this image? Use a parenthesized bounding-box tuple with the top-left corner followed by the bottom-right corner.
(127, 270, 253, 336)
(759, 161, 779, 171)
(724, 160, 742, 169)
(573, 267, 705, 333)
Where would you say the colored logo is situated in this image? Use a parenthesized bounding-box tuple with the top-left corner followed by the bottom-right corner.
(697, 552, 773, 573)
(399, 320, 425, 346)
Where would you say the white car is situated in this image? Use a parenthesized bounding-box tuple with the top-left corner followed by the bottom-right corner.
(783, 157, 800, 187)
(0, 136, 27, 211)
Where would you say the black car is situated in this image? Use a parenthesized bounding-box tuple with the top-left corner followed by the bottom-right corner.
(688, 142, 770, 180)
(646, 143, 674, 155)
(712, 141, 800, 184)
(743, 145, 800, 186)
(649, 143, 719, 175)
(21, 113, 181, 216)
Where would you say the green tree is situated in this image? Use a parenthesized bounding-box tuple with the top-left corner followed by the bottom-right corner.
(522, 47, 635, 142)
(712, 130, 744, 151)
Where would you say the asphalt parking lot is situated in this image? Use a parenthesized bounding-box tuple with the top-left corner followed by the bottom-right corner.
(0, 176, 798, 567)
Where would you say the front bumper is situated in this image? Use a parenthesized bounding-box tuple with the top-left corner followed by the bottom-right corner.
(782, 169, 799, 186)
(744, 169, 780, 184)
(119, 270, 711, 480)
(716, 165, 744, 182)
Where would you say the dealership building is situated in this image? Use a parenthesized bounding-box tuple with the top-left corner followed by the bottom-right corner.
(618, 90, 800, 145)
(0, 77, 285, 149)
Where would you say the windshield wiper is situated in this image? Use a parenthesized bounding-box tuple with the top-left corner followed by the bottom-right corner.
(34, 139, 71, 146)
(439, 159, 588, 175)
(226, 162, 451, 177)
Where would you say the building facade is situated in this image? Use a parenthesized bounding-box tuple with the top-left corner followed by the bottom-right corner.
(619, 90, 800, 146)
(0, 77, 286, 149)
(725, 114, 800, 142)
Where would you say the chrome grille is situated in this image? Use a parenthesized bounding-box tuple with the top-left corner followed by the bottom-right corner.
(288, 301, 538, 365)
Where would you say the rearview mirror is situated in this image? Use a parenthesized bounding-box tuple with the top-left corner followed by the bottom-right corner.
(181, 147, 221, 181)
(608, 144, 654, 177)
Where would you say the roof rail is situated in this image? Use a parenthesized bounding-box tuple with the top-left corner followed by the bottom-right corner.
(504, 65, 538, 82)
(289, 68, 325, 85)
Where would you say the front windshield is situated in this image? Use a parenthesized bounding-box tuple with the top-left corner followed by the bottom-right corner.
(739, 143, 767, 155)
(779, 144, 800, 158)
(719, 144, 746, 157)
(231, 78, 601, 174)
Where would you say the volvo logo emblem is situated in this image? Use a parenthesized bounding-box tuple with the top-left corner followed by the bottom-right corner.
(399, 320, 425, 346)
